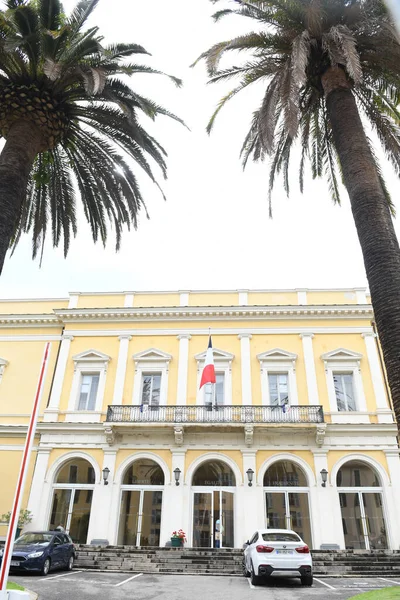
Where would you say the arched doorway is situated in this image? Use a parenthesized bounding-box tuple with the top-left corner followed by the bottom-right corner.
(191, 460, 235, 548)
(263, 460, 312, 547)
(49, 457, 95, 544)
(337, 460, 388, 550)
(117, 458, 164, 547)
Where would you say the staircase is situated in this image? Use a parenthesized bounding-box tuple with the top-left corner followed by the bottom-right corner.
(75, 546, 400, 577)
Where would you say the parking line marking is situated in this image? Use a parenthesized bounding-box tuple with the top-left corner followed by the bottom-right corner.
(115, 573, 143, 587)
(314, 578, 336, 590)
(380, 578, 400, 585)
(247, 578, 256, 589)
(39, 570, 82, 581)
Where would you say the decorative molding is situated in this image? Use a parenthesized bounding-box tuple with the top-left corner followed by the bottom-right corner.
(0, 314, 61, 328)
(72, 349, 111, 370)
(195, 347, 234, 405)
(53, 304, 374, 324)
(194, 347, 234, 368)
(257, 348, 298, 366)
(132, 348, 173, 364)
(316, 425, 327, 447)
(0, 357, 8, 383)
(118, 334, 132, 341)
(104, 425, 119, 446)
(244, 425, 254, 447)
(258, 349, 298, 407)
(174, 426, 184, 446)
(132, 348, 172, 406)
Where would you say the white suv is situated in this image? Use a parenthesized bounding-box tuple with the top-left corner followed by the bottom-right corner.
(243, 529, 313, 586)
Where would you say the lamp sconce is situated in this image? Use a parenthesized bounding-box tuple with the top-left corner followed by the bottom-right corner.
(174, 467, 181, 486)
(246, 468, 254, 487)
(320, 469, 328, 488)
(102, 467, 110, 486)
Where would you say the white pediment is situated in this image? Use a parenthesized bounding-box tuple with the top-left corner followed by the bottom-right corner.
(194, 348, 235, 363)
(0, 357, 8, 367)
(72, 349, 111, 363)
(133, 348, 172, 363)
(321, 348, 363, 362)
(257, 348, 298, 363)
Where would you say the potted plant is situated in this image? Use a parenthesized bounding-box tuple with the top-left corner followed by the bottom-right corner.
(1, 509, 33, 539)
(170, 529, 186, 547)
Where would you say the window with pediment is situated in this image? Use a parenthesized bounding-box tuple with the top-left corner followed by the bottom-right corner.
(132, 349, 172, 407)
(194, 348, 234, 406)
(257, 349, 298, 407)
(66, 350, 111, 422)
(321, 349, 367, 420)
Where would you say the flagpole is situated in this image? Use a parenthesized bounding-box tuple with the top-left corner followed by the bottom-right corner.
(0, 343, 50, 600)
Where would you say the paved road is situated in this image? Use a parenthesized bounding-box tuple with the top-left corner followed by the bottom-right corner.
(10, 571, 400, 600)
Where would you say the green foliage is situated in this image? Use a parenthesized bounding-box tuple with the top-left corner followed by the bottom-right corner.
(348, 588, 400, 600)
(0, 0, 183, 258)
(196, 0, 400, 213)
(1, 508, 33, 526)
(7, 582, 25, 591)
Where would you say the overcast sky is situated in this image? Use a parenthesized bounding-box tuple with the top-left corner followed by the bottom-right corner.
(1, 0, 399, 298)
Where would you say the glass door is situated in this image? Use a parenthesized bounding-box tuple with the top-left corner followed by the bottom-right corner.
(193, 492, 213, 547)
(118, 490, 141, 545)
(339, 492, 388, 550)
(221, 491, 234, 548)
(140, 491, 163, 547)
(265, 491, 312, 548)
(192, 490, 235, 548)
(49, 487, 93, 544)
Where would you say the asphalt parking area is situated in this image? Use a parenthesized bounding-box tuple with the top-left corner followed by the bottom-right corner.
(10, 572, 400, 600)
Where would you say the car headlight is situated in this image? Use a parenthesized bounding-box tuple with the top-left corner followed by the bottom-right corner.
(27, 551, 44, 559)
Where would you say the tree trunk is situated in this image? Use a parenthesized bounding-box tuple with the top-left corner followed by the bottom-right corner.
(0, 121, 44, 274)
(322, 66, 400, 428)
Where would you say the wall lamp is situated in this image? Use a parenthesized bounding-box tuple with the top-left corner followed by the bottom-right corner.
(102, 467, 110, 486)
(246, 468, 254, 487)
(320, 469, 328, 487)
(174, 468, 181, 486)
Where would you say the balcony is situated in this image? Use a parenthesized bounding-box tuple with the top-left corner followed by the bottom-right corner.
(106, 404, 324, 425)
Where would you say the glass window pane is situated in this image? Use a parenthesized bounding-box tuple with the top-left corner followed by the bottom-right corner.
(193, 493, 212, 548)
(57, 458, 95, 484)
(49, 489, 72, 531)
(266, 492, 286, 529)
(192, 460, 235, 486)
(339, 492, 366, 549)
(288, 493, 312, 547)
(264, 461, 307, 487)
(123, 459, 164, 485)
(141, 491, 163, 547)
(334, 373, 356, 411)
(118, 490, 140, 545)
(343, 374, 356, 411)
(268, 374, 279, 405)
(151, 374, 161, 406)
(363, 493, 388, 549)
(141, 375, 152, 405)
(87, 374, 99, 410)
(215, 373, 225, 406)
(336, 461, 380, 487)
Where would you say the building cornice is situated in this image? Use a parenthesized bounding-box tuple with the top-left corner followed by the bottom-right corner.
(53, 304, 373, 324)
(0, 314, 61, 328)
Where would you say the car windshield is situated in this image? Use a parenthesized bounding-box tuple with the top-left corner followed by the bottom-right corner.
(15, 533, 53, 546)
(261, 532, 301, 542)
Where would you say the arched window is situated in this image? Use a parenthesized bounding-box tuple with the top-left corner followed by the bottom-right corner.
(263, 460, 311, 547)
(264, 460, 307, 487)
(192, 460, 235, 487)
(122, 459, 164, 486)
(337, 460, 387, 550)
(49, 457, 95, 544)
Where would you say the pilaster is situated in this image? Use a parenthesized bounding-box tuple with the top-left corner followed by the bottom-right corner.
(300, 333, 319, 405)
(176, 335, 191, 405)
(43, 335, 73, 422)
(90, 450, 117, 544)
(312, 450, 344, 549)
(26, 449, 51, 532)
(238, 334, 252, 405)
(362, 332, 393, 422)
(112, 335, 132, 405)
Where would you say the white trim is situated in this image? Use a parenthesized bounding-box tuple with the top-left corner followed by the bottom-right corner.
(132, 348, 172, 407)
(195, 348, 234, 406)
(59, 327, 375, 337)
(176, 334, 191, 405)
(0, 357, 8, 384)
(355, 289, 368, 304)
(68, 294, 79, 309)
(297, 290, 308, 305)
(257, 349, 298, 407)
(185, 452, 243, 486)
(114, 452, 171, 486)
(330, 454, 390, 488)
(238, 291, 248, 306)
(238, 334, 252, 405)
(257, 453, 316, 487)
(45, 336, 74, 421)
(0, 335, 63, 341)
(66, 350, 111, 420)
(124, 294, 134, 308)
(179, 292, 189, 307)
(300, 334, 319, 405)
(362, 333, 390, 413)
(45, 451, 101, 484)
(112, 335, 132, 405)
(322, 348, 367, 419)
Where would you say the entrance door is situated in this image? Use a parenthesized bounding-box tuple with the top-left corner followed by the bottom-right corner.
(192, 490, 234, 548)
(49, 488, 92, 544)
(339, 492, 388, 550)
(118, 489, 163, 547)
(265, 492, 312, 547)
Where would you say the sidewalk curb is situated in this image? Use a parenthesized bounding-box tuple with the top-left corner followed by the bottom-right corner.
(27, 590, 37, 600)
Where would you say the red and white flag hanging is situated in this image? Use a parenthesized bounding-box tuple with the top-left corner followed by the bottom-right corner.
(199, 335, 216, 389)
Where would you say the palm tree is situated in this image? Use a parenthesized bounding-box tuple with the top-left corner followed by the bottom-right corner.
(0, 0, 183, 271)
(195, 0, 400, 427)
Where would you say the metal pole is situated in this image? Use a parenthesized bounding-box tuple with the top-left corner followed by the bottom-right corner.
(0, 343, 50, 600)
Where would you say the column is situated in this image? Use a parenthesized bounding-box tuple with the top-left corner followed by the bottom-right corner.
(238, 334, 252, 404)
(362, 332, 393, 422)
(176, 335, 191, 405)
(355, 288, 367, 304)
(300, 334, 319, 405)
(179, 292, 189, 306)
(241, 451, 261, 543)
(312, 451, 344, 549)
(124, 293, 134, 307)
(68, 294, 79, 308)
(238, 290, 248, 306)
(384, 451, 400, 549)
(43, 335, 73, 422)
(26, 449, 51, 531)
(161, 450, 186, 547)
(112, 335, 132, 405)
(89, 450, 118, 544)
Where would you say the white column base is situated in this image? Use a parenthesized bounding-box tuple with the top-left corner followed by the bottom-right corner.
(377, 409, 394, 423)
(42, 408, 59, 422)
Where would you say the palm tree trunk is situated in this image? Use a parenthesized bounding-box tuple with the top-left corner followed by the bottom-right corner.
(322, 66, 400, 427)
(0, 121, 44, 274)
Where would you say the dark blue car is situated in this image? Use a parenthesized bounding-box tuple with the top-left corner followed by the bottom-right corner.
(0, 531, 75, 576)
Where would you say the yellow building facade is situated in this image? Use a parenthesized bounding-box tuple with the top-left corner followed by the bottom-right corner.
(1, 288, 399, 551)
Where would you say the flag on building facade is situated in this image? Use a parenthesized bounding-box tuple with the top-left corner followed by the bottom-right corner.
(199, 336, 216, 389)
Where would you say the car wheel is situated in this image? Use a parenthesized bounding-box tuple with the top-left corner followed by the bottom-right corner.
(242, 557, 250, 578)
(301, 574, 313, 587)
(65, 555, 74, 571)
(250, 563, 262, 586)
(41, 558, 51, 576)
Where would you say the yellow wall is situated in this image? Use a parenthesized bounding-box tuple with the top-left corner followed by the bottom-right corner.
(189, 293, 239, 307)
(0, 300, 67, 314)
(0, 449, 37, 536)
(133, 294, 180, 308)
(0, 339, 61, 415)
(77, 295, 126, 309)
(307, 291, 357, 305)
(248, 292, 298, 305)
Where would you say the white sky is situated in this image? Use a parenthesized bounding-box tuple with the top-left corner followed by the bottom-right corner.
(1, 0, 399, 298)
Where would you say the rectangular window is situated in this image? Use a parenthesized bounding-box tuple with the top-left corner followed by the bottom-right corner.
(78, 373, 100, 411)
(141, 373, 161, 406)
(204, 373, 225, 406)
(333, 373, 356, 411)
(268, 373, 289, 406)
